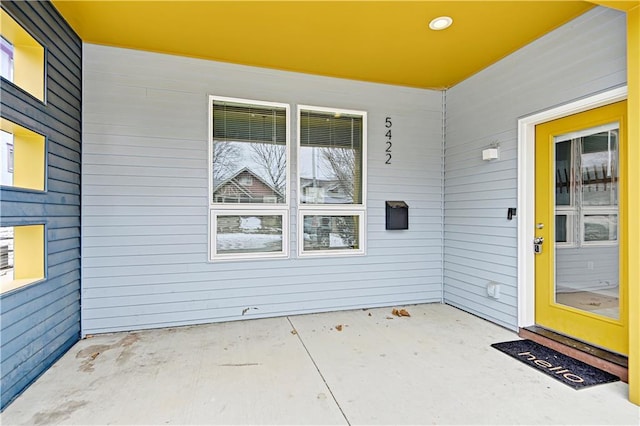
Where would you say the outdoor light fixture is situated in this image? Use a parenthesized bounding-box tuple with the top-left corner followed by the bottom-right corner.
(429, 16, 453, 30)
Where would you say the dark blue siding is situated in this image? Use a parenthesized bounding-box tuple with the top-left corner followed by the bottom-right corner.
(0, 0, 81, 410)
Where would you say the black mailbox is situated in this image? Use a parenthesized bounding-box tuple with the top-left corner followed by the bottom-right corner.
(385, 201, 408, 230)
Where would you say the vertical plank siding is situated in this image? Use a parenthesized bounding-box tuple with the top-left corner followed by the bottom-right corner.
(0, 0, 81, 410)
(82, 45, 444, 334)
(444, 7, 627, 329)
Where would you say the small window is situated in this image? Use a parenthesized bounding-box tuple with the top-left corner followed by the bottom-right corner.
(211, 211, 287, 260)
(209, 96, 290, 261)
(300, 212, 364, 255)
(238, 175, 253, 186)
(0, 118, 45, 191)
(298, 106, 367, 257)
(1, 36, 14, 81)
(0, 9, 45, 101)
(7, 142, 13, 173)
(0, 224, 45, 294)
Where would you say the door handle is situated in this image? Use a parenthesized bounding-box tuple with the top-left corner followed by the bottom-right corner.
(534, 237, 544, 254)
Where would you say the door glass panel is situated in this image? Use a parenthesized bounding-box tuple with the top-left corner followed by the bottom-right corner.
(584, 214, 617, 242)
(555, 140, 572, 206)
(555, 215, 568, 243)
(554, 126, 619, 320)
(581, 131, 617, 206)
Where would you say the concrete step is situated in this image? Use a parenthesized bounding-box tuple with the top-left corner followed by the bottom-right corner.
(519, 325, 628, 382)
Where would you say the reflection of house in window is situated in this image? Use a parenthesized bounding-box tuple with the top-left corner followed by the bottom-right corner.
(213, 167, 284, 204)
(300, 177, 350, 204)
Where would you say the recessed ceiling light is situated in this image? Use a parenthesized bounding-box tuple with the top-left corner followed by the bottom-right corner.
(429, 16, 453, 31)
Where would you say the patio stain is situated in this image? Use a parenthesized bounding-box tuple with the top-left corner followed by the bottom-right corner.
(31, 400, 88, 425)
(75, 333, 140, 372)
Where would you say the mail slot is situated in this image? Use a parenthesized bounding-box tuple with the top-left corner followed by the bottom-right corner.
(386, 201, 408, 230)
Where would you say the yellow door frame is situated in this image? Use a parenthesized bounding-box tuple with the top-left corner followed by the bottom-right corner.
(625, 3, 639, 406)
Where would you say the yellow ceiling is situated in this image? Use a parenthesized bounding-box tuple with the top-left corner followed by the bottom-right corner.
(50, 1, 612, 89)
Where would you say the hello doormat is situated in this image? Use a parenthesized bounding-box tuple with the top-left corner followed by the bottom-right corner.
(491, 339, 619, 389)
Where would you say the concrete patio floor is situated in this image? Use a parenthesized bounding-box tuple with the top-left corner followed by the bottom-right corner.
(2, 303, 639, 425)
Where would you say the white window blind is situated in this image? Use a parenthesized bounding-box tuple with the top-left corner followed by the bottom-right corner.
(299, 109, 364, 205)
(211, 98, 288, 205)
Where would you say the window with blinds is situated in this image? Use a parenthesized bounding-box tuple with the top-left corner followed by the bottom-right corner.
(297, 106, 367, 257)
(209, 96, 290, 261)
(211, 98, 288, 205)
(298, 109, 364, 205)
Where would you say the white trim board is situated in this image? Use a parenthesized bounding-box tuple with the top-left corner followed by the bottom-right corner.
(516, 86, 627, 327)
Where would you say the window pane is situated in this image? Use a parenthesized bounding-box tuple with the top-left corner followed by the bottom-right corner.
(555, 140, 572, 206)
(581, 130, 617, 206)
(555, 215, 567, 243)
(299, 110, 363, 205)
(1, 224, 44, 293)
(1, 130, 14, 186)
(584, 214, 617, 242)
(0, 227, 14, 284)
(216, 215, 283, 254)
(1, 10, 45, 101)
(0, 119, 45, 191)
(212, 100, 287, 204)
(302, 215, 359, 251)
(1, 36, 14, 81)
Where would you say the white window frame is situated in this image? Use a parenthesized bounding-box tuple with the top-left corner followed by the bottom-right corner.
(208, 95, 290, 261)
(297, 105, 367, 258)
(210, 210, 288, 261)
(298, 210, 365, 257)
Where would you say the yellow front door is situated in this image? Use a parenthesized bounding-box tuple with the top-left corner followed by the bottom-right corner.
(535, 101, 628, 355)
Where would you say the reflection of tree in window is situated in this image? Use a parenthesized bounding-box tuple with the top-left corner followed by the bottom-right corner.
(212, 100, 287, 204)
(581, 131, 617, 206)
(303, 215, 358, 250)
(322, 147, 355, 202)
(212, 141, 240, 184)
(300, 110, 363, 205)
(554, 127, 618, 246)
(251, 140, 286, 195)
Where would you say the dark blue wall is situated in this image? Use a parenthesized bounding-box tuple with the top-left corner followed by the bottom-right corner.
(0, 0, 81, 410)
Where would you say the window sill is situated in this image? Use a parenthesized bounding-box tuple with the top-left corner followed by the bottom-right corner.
(0, 277, 44, 295)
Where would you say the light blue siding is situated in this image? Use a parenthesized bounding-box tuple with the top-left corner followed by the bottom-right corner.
(444, 7, 627, 330)
(82, 45, 444, 334)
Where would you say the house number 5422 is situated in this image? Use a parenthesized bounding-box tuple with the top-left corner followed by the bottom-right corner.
(385, 116, 392, 164)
